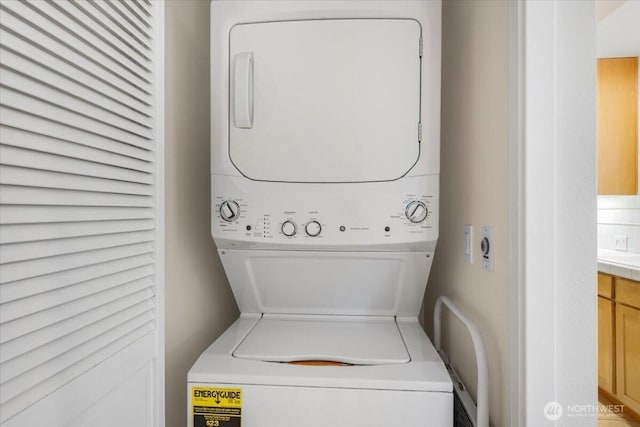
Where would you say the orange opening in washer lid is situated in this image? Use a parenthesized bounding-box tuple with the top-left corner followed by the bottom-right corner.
(288, 360, 351, 366)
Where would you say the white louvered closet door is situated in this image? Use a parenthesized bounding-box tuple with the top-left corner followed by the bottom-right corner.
(0, 1, 164, 426)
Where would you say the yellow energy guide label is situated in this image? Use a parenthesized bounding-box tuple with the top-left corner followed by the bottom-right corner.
(192, 387, 242, 427)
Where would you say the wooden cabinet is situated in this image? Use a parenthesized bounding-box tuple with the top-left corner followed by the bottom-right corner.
(616, 303, 640, 415)
(599, 273, 614, 298)
(599, 296, 616, 394)
(617, 278, 640, 308)
(598, 273, 640, 419)
(597, 57, 638, 195)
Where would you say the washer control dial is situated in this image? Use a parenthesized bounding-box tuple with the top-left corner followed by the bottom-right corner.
(405, 201, 428, 223)
(281, 220, 297, 237)
(219, 200, 240, 222)
(305, 221, 322, 237)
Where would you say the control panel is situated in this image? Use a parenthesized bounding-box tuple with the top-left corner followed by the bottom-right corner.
(211, 175, 439, 251)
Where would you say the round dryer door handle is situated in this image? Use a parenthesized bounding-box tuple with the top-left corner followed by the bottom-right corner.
(234, 52, 253, 129)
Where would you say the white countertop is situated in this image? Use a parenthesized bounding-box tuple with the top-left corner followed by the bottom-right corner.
(598, 249, 640, 282)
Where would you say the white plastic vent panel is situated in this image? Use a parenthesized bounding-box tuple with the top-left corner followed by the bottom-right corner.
(229, 19, 422, 183)
(0, 0, 159, 424)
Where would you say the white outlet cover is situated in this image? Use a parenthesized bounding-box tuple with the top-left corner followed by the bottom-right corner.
(614, 235, 628, 252)
(481, 226, 494, 272)
(464, 224, 473, 264)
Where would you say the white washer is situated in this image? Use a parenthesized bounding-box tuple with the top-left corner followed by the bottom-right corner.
(190, 315, 452, 427)
(189, 2, 449, 426)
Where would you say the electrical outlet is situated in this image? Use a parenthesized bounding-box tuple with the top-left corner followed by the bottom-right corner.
(615, 235, 628, 252)
(481, 226, 494, 271)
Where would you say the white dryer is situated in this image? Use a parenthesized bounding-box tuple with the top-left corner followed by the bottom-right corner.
(188, 1, 449, 426)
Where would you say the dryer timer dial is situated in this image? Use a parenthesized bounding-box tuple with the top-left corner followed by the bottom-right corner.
(219, 200, 240, 222)
(405, 201, 428, 223)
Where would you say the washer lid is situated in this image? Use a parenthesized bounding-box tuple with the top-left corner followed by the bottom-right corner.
(232, 315, 410, 365)
(229, 19, 422, 183)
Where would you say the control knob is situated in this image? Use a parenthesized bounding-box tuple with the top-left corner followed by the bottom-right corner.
(282, 220, 297, 237)
(405, 201, 428, 223)
(305, 221, 322, 237)
(219, 200, 240, 222)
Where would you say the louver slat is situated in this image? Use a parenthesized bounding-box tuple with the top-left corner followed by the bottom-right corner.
(0, 205, 154, 224)
(30, 0, 152, 74)
(0, 242, 154, 283)
(128, 0, 152, 19)
(0, 69, 152, 138)
(104, 0, 151, 35)
(0, 110, 153, 161)
(0, 8, 151, 106)
(0, 265, 154, 325)
(0, 220, 155, 244)
(88, 0, 152, 51)
(1, 1, 152, 94)
(0, 30, 152, 116)
(0, 144, 152, 183)
(53, 1, 151, 67)
(0, 87, 152, 149)
(0, 47, 152, 128)
(0, 295, 153, 364)
(0, 0, 158, 422)
(0, 324, 154, 422)
(0, 168, 152, 198)
(117, 0, 152, 30)
(0, 317, 155, 404)
(24, 1, 152, 80)
(0, 278, 154, 341)
(0, 300, 153, 387)
(0, 166, 153, 195)
(1, 255, 153, 303)
(69, 1, 152, 63)
(0, 127, 153, 173)
(0, 230, 155, 264)
(0, 186, 153, 207)
(2, 301, 155, 383)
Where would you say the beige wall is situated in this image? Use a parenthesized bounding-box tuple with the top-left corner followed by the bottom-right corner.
(423, 1, 511, 426)
(165, 2, 239, 426)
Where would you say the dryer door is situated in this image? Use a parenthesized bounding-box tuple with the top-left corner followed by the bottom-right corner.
(229, 19, 422, 183)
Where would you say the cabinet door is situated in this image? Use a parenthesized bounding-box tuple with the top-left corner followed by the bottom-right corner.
(616, 304, 640, 414)
(598, 273, 614, 298)
(599, 297, 616, 394)
(617, 278, 640, 308)
(597, 57, 638, 195)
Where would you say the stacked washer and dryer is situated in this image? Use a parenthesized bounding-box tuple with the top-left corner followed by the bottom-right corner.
(188, 1, 451, 426)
